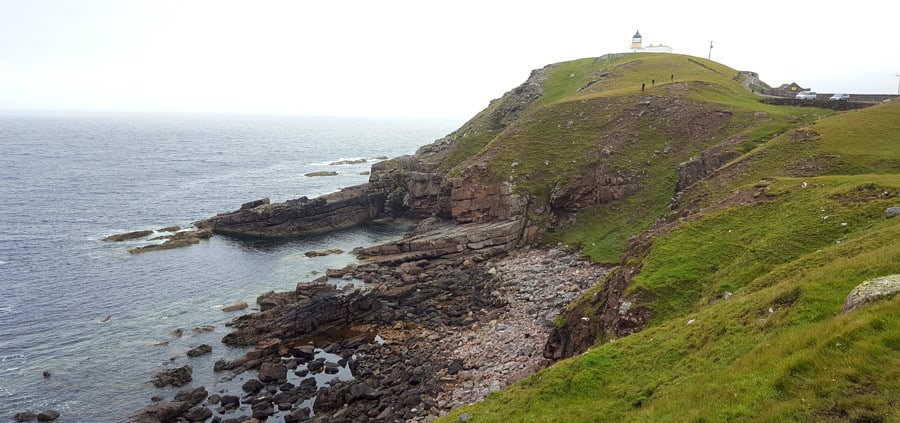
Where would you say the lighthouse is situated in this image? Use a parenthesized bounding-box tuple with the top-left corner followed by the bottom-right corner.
(629, 30, 672, 53)
(631, 30, 643, 51)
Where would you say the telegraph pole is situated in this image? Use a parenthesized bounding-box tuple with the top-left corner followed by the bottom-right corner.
(708, 41, 713, 60)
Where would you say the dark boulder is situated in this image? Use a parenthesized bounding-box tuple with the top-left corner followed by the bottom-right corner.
(219, 395, 240, 410)
(151, 365, 192, 388)
(14, 412, 37, 422)
(290, 344, 316, 361)
(348, 383, 382, 401)
(284, 408, 311, 423)
(241, 378, 264, 394)
(313, 382, 350, 414)
(173, 386, 208, 405)
(307, 358, 325, 373)
(251, 401, 275, 419)
(183, 405, 212, 422)
(128, 401, 190, 423)
(258, 362, 287, 383)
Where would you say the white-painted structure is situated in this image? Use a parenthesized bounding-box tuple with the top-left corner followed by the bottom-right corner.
(630, 30, 673, 53)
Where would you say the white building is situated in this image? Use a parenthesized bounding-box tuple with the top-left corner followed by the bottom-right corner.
(630, 30, 673, 53)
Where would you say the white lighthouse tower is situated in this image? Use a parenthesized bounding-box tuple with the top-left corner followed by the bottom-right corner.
(631, 30, 643, 51)
(629, 30, 672, 53)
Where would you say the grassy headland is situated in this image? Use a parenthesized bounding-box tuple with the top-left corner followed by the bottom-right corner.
(434, 54, 900, 421)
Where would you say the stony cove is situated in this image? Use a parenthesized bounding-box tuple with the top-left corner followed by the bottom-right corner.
(123, 53, 899, 423)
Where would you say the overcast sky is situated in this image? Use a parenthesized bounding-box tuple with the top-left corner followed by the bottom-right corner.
(1, 0, 897, 118)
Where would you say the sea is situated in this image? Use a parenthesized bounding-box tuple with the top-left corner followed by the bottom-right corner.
(0, 112, 460, 422)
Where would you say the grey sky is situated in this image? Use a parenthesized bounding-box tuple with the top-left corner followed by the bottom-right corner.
(1, 0, 897, 118)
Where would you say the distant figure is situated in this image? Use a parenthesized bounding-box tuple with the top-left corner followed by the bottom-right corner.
(652, 79, 655, 86)
(641, 83, 645, 92)
(671, 73, 674, 81)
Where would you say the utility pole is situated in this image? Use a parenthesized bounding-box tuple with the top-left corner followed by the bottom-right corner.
(708, 41, 714, 60)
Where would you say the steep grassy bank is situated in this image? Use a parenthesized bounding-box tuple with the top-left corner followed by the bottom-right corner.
(439, 53, 830, 263)
(434, 58, 900, 421)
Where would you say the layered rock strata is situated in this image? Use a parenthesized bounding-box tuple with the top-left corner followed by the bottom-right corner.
(194, 185, 387, 238)
(131, 247, 608, 422)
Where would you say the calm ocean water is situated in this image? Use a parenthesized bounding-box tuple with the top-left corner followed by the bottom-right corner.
(0, 112, 459, 422)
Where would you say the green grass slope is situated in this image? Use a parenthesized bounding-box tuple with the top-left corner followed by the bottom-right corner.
(437, 71, 900, 421)
(440, 53, 830, 263)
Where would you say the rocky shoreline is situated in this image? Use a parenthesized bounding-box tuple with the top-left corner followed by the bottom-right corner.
(130, 244, 608, 422)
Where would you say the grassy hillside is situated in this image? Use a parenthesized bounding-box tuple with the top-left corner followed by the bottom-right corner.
(436, 58, 900, 422)
(438, 53, 831, 263)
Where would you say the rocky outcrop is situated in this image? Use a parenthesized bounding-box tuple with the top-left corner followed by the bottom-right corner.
(128, 401, 191, 423)
(544, 230, 657, 360)
(843, 274, 900, 312)
(676, 134, 744, 192)
(150, 365, 192, 388)
(221, 288, 383, 347)
(196, 247, 604, 422)
(550, 165, 641, 224)
(103, 230, 153, 242)
(886, 206, 900, 219)
(194, 184, 387, 238)
(354, 218, 526, 265)
(449, 168, 527, 224)
(127, 229, 212, 254)
(369, 155, 451, 218)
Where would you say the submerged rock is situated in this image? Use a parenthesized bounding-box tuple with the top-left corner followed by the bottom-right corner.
(221, 301, 248, 312)
(186, 344, 212, 358)
(304, 171, 339, 177)
(127, 229, 212, 254)
(329, 158, 368, 165)
(304, 248, 344, 257)
(103, 230, 153, 242)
